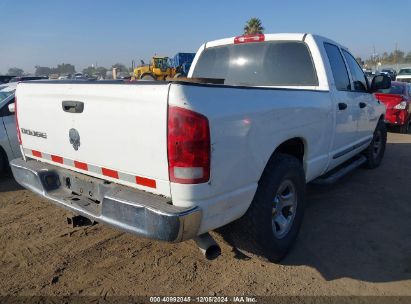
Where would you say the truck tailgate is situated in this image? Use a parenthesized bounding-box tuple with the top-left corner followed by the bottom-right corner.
(16, 82, 171, 196)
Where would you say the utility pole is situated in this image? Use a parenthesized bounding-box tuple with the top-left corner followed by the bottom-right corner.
(372, 45, 377, 72)
(394, 43, 398, 72)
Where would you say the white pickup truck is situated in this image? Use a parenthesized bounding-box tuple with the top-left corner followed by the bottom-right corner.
(11, 33, 391, 262)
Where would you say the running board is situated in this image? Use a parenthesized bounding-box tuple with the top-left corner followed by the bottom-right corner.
(313, 156, 366, 185)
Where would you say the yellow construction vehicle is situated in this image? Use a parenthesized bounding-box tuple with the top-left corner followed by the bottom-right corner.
(133, 56, 175, 80)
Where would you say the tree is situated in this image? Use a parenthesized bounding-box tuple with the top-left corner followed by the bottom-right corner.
(364, 49, 411, 67)
(52, 63, 76, 75)
(96, 67, 108, 78)
(35, 66, 52, 76)
(355, 57, 364, 66)
(82, 66, 96, 76)
(243, 18, 264, 35)
(381, 52, 388, 64)
(392, 50, 405, 64)
(7, 67, 24, 76)
(111, 63, 128, 72)
(82, 66, 107, 78)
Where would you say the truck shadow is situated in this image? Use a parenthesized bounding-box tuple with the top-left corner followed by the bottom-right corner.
(0, 172, 23, 192)
(219, 142, 411, 283)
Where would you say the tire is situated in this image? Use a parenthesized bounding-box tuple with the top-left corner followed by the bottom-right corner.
(229, 153, 306, 262)
(0, 148, 8, 175)
(174, 73, 183, 78)
(399, 119, 409, 134)
(363, 120, 387, 169)
(140, 74, 156, 81)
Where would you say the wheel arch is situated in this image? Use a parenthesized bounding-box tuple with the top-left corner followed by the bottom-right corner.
(260, 137, 307, 182)
(273, 137, 306, 163)
(140, 73, 156, 80)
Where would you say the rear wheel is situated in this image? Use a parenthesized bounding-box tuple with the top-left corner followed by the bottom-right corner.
(229, 153, 306, 262)
(140, 74, 156, 81)
(0, 149, 9, 174)
(363, 120, 387, 169)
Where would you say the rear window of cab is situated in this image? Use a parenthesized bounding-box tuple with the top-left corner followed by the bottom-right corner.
(192, 41, 318, 87)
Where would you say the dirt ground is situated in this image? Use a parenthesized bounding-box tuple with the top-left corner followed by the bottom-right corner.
(1, 131, 411, 298)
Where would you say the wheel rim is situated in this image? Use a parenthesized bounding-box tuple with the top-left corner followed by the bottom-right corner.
(272, 179, 297, 239)
(373, 130, 382, 158)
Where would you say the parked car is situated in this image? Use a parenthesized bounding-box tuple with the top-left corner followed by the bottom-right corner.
(0, 75, 16, 84)
(9, 76, 48, 82)
(73, 73, 87, 80)
(381, 68, 396, 81)
(396, 67, 411, 83)
(0, 82, 20, 173)
(363, 69, 375, 84)
(375, 81, 411, 133)
(10, 33, 390, 261)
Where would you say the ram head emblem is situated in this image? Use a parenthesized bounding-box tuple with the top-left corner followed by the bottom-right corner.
(69, 128, 80, 151)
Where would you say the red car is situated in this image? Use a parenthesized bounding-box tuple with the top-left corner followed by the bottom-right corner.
(375, 81, 411, 133)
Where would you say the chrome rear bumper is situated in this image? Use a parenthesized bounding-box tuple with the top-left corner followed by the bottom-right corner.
(10, 158, 201, 242)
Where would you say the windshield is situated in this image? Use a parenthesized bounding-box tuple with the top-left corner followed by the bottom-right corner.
(377, 84, 405, 95)
(192, 41, 318, 86)
(154, 58, 169, 69)
(398, 69, 411, 75)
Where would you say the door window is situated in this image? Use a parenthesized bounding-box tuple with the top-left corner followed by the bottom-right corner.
(324, 43, 351, 91)
(342, 50, 368, 92)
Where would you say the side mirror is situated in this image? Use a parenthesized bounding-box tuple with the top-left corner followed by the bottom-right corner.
(8, 103, 15, 113)
(370, 74, 391, 92)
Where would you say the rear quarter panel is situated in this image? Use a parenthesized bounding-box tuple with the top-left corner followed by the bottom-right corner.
(168, 83, 332, 231)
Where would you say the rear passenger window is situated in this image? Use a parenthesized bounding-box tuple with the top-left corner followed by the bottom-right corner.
(0, 97, 15, 117)
(324, 43, 351, 91)
(342, 50, 368, 92)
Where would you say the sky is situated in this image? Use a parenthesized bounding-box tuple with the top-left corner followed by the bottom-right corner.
(1, 0, 410, 74)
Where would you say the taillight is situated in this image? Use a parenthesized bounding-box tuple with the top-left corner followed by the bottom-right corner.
(167, 106, 210, 184)
(15, 96, 22, 144)
(234, 34, 265, 44)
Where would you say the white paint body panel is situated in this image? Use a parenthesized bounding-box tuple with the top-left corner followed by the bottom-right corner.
(16, 82, 171, 196)
(15, 33, 385, 235)
(168, 84, 333, 233)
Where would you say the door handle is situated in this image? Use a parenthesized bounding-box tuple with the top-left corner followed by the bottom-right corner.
(62, 101, 84, 113)
(359, 102, 367, 109)
(338, 102, 347, 110)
